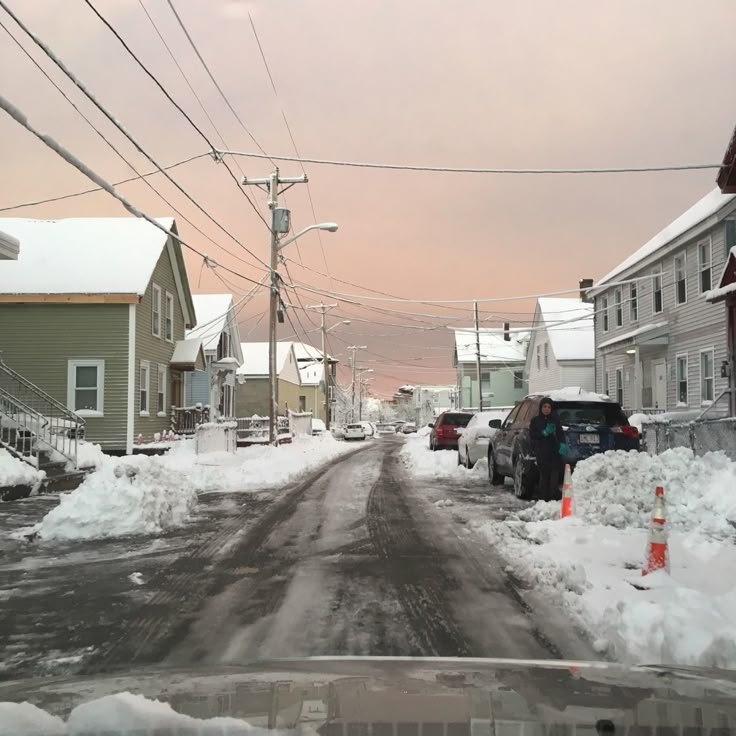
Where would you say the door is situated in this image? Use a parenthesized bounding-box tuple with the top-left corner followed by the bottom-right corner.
(171, 370, 183, 409)
(653, 361, 667, 409)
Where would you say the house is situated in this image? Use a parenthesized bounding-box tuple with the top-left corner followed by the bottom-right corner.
(413, 384, 455, 426)
(453, 328, 528, 409)
(299, 361, 327, 422)
(525, 298, 595, 395)
(0, 217, 204, 454)
(235, 342, 302, 417)
(184, 294, 243, 419)
(589, 189, 736, 414)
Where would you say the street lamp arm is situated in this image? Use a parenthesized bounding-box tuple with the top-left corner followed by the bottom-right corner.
(277, 222, 338, 252)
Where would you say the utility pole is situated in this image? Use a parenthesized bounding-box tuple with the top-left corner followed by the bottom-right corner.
(305, 303, 338, 430)
(346, 345, 367, 422)
(474, 300, 483, 412)
(243, 169, 307, 445)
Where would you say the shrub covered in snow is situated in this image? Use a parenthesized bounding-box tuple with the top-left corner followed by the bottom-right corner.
(519, 448, 736, 539)
(0, 449, 45, 493)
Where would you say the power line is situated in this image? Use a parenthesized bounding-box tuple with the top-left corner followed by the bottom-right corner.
(0, 91, 268, 290)
(77, 0, 271, 235)
(215, 148, 720, 175)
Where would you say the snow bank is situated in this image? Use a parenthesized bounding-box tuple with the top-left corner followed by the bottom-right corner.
(0, 691, 268, 735)
(74, 441, 106, 470)
(527, 448, 736, 539)
(0, 449, 44, 491)
(400, 433, 464, 479)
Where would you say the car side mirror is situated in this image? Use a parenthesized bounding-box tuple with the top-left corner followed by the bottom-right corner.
(488, 419, 502, 429)
(428, 423, 434, 428)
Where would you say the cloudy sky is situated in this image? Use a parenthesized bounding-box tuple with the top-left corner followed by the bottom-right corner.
(1, 0, 734, 397)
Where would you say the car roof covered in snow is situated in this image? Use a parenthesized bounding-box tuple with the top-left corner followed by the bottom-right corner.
(0, 216, 176, 295)
(528, 387, 613, 403)
(536, 298, 594, 361)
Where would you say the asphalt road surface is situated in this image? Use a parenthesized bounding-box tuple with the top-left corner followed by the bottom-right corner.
(0, 436, 594, 680)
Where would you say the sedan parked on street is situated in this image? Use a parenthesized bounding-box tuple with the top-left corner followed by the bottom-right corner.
(344, 423, 366, 441)
(457, 408, 510, 468)
(428, 411, 473, 451)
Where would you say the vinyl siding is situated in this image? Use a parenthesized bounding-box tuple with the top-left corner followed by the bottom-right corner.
(0, 303, 129, 450)
(134, 244, 189, 441)
(301, 384, 327, 421)
(559, 363, 596, 392)
(185, 365, 211, 405)
(457, 361, 526, 408)
(594, 219, 731, 411)
(234, 377, 302, 418)
(527, 328, 562, 394)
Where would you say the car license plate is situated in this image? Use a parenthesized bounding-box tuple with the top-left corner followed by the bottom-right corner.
(455, 428, 464, 435)
(580, 433, 599, 444)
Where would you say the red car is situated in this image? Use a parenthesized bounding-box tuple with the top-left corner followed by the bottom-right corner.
(428, 411, 474, 451)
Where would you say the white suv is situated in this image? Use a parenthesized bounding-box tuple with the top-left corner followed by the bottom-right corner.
(344, 423, 366, 441)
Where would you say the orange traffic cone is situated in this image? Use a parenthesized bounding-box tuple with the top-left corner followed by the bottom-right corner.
(560, 464, 574, 518)
(642, 486, 669, 575)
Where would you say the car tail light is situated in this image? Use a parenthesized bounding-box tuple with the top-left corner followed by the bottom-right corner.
(613, 425, 639, 438)
(435, 427, 445, 437)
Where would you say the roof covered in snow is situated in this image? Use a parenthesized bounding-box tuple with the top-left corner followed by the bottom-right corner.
(705, 246, 736, 303)
(529, 387, 611, 402)
(170, 338, 206, 370)
(594, 189, 736, 288)
(299, 361, 325, 385)
(187, 294, 235, 351)
(454, 329, 529, 364)
(238, 342, 297, 378)
(536, 298, 594, 361)
(287, 342, 334, 363)
(0, 217, 176, 295)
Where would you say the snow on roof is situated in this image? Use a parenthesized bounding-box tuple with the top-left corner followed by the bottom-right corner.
(299, 361, 325, 385)
(237, 342, 293, 376)
(595, 188, 736, 288)
(530, 387, 612, 402)
(170, 337, 203, 366)
(597, 320, 668, 349)
(454, 329, 529, 364)
(187, 294, 234, 351)
(0, 217, 175, 294)
(536, 298, 594, 361)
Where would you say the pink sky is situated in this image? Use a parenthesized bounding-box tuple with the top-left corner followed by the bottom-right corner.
(1, 0, 734, 398)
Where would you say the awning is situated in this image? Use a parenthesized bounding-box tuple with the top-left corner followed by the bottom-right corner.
(598, 321, 669, 351)
(170, 337, 207, 371)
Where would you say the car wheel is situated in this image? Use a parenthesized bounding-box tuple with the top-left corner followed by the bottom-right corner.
(430, 440, 437, 452)
(513, 457, 533, 500)
(488, 451, 504, 486)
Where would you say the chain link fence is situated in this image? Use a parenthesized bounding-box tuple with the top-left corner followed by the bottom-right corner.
(643, 417, 736, 460)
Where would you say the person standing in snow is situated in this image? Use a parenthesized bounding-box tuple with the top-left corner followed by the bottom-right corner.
(529, 397, 566, 501)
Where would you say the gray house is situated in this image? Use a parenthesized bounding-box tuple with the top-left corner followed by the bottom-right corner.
(590, 188, 736, 414)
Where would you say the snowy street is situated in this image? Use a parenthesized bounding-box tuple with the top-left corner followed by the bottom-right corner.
(0, 435, 594, 679)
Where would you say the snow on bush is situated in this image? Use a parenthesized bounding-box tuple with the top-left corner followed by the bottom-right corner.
(36, 456, 197, 541)
(519, 448, 736, 539)
(0, 449, 44, 491)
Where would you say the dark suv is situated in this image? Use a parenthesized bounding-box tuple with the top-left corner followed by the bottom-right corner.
(487, 394, 639, 499)
(429, 411, 473, 451)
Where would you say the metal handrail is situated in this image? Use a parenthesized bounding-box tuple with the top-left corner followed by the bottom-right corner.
(696, 388, 735, 421)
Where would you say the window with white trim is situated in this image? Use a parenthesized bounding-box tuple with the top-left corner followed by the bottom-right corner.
(652, 268, 663, 314)
(140, 361, 150, 415)
(674, 253, 687, 305)
(615, 368, 623, 406)
(676, 354, 688, 405)
(543, 342, 549, 368)
(602, 296, 609, 331)
(700, 349, 714, 403)
(157, 364, 167, 415)
(614, 288, 623, 327)
(152, 283, 161, 338)
(165, 291, 174, 342)
(536, 345, 541, 370)
(67, 360, 105, 416)
(699, 239, 712, 293)
(629, 282, 638, 322)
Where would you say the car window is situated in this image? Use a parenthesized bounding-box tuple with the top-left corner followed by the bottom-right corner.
(440, 413, 472, 427)
(513, 401, 536, 426)
(555, 401, 628, 426)
(503, 404, 522, 427)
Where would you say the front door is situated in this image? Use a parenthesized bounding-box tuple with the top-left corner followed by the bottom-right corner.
(653, 361, 667, 410)
(171, 370, 183, 409)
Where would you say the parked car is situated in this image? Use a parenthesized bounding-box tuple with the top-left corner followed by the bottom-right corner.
(311, 418, 327, 436)
(331, 425, 346, 440)
(344, 423, 366, 441)
(360, 421, 376, 438)
(428, 411, 474, 451)
(376, 423, 395, 435)
(457, 409, 510, 468)
(401, 423, 418, 434)
(487, 392, 640, 499)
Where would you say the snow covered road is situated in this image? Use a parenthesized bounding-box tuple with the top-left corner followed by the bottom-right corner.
(0, 436, 592, 678)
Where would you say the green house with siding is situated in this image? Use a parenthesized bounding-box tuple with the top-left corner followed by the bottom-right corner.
(0, 217, 205, 454)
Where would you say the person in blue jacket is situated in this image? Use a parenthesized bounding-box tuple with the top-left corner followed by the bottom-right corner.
(529, 397, 567, 501)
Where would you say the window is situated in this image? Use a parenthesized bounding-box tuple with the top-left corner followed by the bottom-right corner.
(67, 360, 105, 416)
(629, 282, 638, 322)
(602, 296, 609, 331)
(700, 349, 714, 403)
(536, 345, 541, 369)
(299, 395, 307, 412)
(151, 283, 161, 337)
(157, 364, 167, 415)
(513, 370, 524, 389)
(615, 368, 623, 406)
(674, 253, 687, 305)
(652, 268, 663, 314)
(614, 289, 623, 327)
(699, 239, 712, 293)
(165, 291, 174, 342)
(543, 342, 549, 368)
(217, 331, 231, 361)
(605, 370, 611, 398)
(676, 354, 688, 406)
(140, 361, 150, 415)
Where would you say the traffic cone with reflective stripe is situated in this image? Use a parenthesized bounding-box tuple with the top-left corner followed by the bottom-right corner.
(642, 486, 669, 575)
(560, 464, 574, 518)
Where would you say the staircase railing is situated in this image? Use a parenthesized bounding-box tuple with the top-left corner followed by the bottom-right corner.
(0, 357, 84, 468)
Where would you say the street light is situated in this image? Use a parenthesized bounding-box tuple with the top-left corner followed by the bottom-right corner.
(277, 223, 338, 252)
